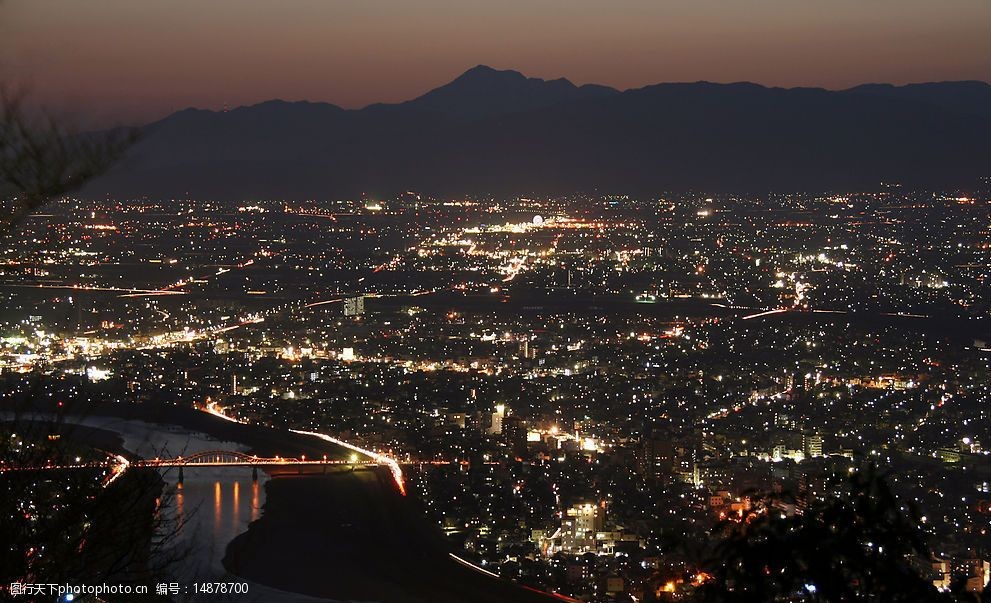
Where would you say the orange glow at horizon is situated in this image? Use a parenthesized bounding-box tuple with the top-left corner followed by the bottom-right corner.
(2, 1, 988, 126)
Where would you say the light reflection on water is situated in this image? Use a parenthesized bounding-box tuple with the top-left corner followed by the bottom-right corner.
(25, 416, 342, 602)
(161, 468, 342, 602)
(160, 467, 267, 584)
(252, 479, 261, 522)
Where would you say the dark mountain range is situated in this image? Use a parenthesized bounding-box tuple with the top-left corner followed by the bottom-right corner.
(843, 81, 991, 121)
(86, 67, 991, 199)
(371, 64, 619, 121)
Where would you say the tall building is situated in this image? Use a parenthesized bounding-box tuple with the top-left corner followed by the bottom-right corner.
(775, 412, 797, 429)
(637, 434, 675, 478)
(961, 558, 991, 593)
(562, 502, 605, 552)
(502, 414, 527, 451)
(344, 295, 365, 317)
(568, 502, 604, 533)
(802, 432, 823, 458)
(488, 404, 506, 435)
(933, 558, 952, 591)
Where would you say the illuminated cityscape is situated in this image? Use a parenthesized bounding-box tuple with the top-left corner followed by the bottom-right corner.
(2, 190, 991, 600)
(3, 1, 991, 600)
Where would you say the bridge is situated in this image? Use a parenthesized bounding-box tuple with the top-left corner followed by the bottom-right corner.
(0, 450, 379, 472)
(1, 450, 485, 472)
(1, 403, 410, 496)
(1, 447, 492, 499)
(137, 450, 385, 483)
(0, 449, 384, 486)
(135, 450, 377, 468)
(2, 451, 485, 478)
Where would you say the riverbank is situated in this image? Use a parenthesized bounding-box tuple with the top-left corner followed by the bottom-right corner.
(224, 472, 560, 603)
(3, 400, 356, 461)
(5, 406, 555, 601)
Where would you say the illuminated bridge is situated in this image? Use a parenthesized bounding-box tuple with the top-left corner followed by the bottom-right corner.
(0, 450, 473, 494)
(1, 404, 410, 495)
(135, 450, 376, 468)
(0, 450, 381, 486)
(0, 450, 378, 472)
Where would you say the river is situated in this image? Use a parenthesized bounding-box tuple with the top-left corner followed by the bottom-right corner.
(12, 413, 344, 602)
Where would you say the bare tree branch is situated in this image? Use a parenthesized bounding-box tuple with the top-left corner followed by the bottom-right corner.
(0, 87, 137, 234)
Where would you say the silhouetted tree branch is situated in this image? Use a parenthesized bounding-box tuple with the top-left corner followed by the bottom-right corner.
(0, 377, 193, 601)
(693, 464, 955, 602)
(0, 60, 155, 598)
(0, 87, 137, 233)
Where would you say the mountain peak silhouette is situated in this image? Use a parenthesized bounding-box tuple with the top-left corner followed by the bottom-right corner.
(87, 67, 991, 199)
(400, 65, 617, 120)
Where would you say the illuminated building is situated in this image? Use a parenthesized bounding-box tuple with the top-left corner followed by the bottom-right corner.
(344, 295, 365, 317)
(637, 432, 675, 478)
(488, 404, 506, 435)
(561, 502, 604, 552)
(803, 432, 823, 458)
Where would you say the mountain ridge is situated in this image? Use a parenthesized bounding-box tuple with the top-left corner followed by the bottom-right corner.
(86, 66, 991, 199)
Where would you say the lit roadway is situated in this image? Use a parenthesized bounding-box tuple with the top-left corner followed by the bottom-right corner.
(0, 450, 380, 471)
(0, 398, 410, 498)
(0, 393, 430, 505)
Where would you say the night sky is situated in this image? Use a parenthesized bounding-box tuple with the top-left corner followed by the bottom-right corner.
(2, 0, 989, 125)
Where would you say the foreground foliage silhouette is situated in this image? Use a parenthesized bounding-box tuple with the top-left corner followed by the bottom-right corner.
(0, 88, 135, 232)
(0, 77, 180, 600)
(693, 464, 978, 602)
